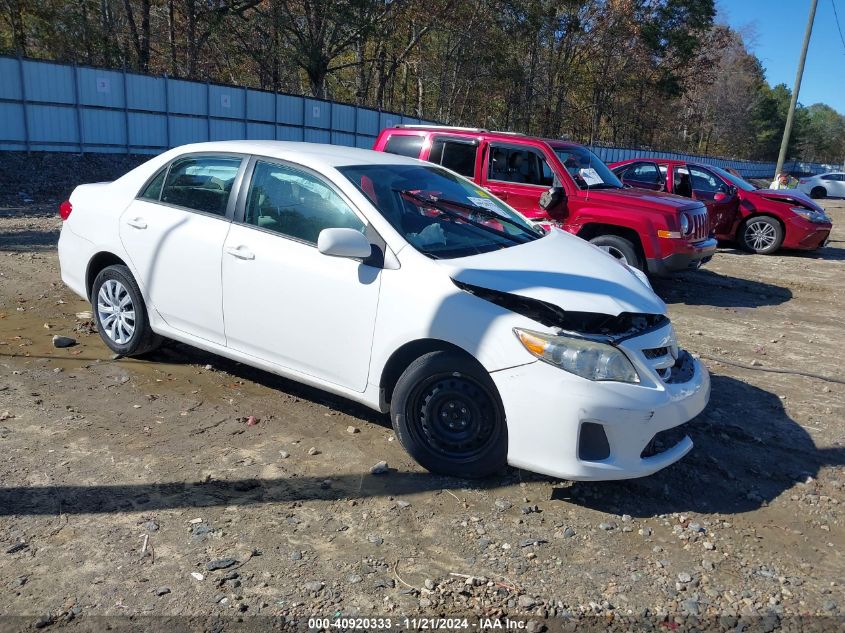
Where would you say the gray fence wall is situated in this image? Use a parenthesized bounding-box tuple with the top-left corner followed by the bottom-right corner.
(0, 56, 432, 154)
(0, 55, 839, 178)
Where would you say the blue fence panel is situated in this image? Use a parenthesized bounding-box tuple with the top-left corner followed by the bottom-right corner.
(304, 128, 331, 144)
(3, 55, 839, 174)
(169, 115, 208, 146)
(246, 90, 275, 122)
(331, 131, 356, 147)
(0, 103, 26, 141)
(209, 85, 245, 119)
(23, 60, 75, 104)
(77, 67, 125, 108)
(304, 99, 330, 129)
(332, 103, 356, 132)
(0, 58, 22, 99)
(168, 79, 206, 116)
(246, 122, 275, 140)
(277, 125, 303, 141)
(357, 109, 379, 136)
(81, 108, 126, 145)
(27, 105, 77, 143)
(210, 119, 246, 141)
(277, 94, 303, 125)
(128, 112, 167, 147)
(126, 73, 166, 112)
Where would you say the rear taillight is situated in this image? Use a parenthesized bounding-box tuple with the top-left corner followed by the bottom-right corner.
(59, 200, 72, 220)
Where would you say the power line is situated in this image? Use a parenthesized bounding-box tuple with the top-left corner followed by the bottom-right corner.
(833, 0, 845, 53)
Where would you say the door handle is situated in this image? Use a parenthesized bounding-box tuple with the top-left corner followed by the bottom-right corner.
(126, 217, 147, 229)
(225, 245, 255, 260)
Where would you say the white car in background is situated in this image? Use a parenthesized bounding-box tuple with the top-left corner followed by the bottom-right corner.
(798, 172, 845, 199)
(57, 141, 709, 481)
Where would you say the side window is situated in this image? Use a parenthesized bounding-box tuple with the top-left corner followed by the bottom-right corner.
(384, 134, 424, 158)
(160, 156, 242, 216)
(139, 167, 167, 201)
(428, 138, 477, 178)
(673, 166, 692, 198)
(487, 145, 554, 186)
(688, 166, 721, 194)
(629, 162, 660, 184)
(245, 160, 365, 244)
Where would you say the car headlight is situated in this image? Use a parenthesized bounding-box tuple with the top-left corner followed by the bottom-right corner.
(791, 207, 829, 223)
(514, 328, 640, 383)
(679, 213, 691, 235)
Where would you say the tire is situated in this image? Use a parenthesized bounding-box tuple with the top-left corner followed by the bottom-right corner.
(810, 186, 827, 199)
(589, 234, 643, 270)
(739, 216, 784, 255)
(390, 351, 507, 479)
(91, 264, 162, 356)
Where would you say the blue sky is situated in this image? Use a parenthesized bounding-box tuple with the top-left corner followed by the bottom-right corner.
(719, 0, 845, 114)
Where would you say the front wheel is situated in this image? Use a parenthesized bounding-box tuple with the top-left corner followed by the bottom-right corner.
(390, 351, 507, 479)
(739, 216, 783, 254)
(92, 264, 162, 356)
(589, 234, 644, 271)
(810, 186, 827, 199)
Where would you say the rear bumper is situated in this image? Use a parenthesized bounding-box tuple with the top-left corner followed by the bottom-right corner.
(646, 237, 718, 276)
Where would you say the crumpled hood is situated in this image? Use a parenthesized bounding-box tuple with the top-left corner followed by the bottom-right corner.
(752, 188, 825, 212)
(437, 229, 666, 318)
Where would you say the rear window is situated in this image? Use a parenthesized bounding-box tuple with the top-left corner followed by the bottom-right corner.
(384, 134, 424, 158)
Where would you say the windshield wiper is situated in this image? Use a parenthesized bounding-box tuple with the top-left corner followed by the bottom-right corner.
(398, 190, 542, 240)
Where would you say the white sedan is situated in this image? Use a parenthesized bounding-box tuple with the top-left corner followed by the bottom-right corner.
(58, 141, 709, 480)
(798, 172, 845, 199)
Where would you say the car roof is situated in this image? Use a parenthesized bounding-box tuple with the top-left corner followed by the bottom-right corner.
(384, 126, 584, 149)
(168, 140, 424, 169)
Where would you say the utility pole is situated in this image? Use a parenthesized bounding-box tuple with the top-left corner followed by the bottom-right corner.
(775, 0, 818, 177)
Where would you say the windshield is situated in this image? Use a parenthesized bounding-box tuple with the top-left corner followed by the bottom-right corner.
(338, 164, 542, 259)
(552, 146, 623, 190)
(711, 166, 757, 192)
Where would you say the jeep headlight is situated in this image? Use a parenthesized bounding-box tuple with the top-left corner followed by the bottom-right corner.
(514, 328, 640, 383)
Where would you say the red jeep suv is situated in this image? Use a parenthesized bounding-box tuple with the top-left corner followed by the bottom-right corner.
(374, 126, 717, 275)
(611, 158, 832, 255)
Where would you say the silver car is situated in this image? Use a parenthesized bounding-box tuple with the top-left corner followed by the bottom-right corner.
(798, 172, 845, 199)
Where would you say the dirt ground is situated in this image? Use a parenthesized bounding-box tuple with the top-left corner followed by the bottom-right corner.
(0, 197, 843, 632)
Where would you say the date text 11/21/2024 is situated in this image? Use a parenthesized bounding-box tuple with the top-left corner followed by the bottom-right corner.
(307, 617, 532, 629)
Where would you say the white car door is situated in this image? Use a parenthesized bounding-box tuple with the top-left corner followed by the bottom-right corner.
(221, 158, 381, 391)
(119, 154, 244, 345)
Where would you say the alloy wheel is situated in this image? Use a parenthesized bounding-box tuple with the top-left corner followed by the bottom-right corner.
(97, 279, 136, 344)
(597, 244, 628, 263)
(744, 220, 777, 252)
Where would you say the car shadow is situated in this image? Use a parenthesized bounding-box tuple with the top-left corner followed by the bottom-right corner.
(550, 373, 844, 517)
(0, 228, 61, 252)
(142, 341, 390, 428)
(788, 242, 845, 262)
(2, 371, 841, 518)
(651, 269, 792, 308)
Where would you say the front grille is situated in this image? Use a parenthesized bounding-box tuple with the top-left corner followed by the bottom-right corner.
(643, 346, 669, 359)
(641, 424, 689, 458)
(689, 210, 709, 242)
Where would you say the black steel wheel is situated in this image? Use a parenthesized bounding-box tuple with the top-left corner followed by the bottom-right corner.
(390, 351, 507, 478)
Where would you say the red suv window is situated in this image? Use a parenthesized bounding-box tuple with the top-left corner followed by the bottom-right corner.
(428, 137, 478, 178)
(384, 134, 425, 158)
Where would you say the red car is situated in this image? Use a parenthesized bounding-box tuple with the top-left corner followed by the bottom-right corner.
(373, 126, 717, 275)
(610, 158, 832, 255)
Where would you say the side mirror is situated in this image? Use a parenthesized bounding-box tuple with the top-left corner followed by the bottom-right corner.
(317, 228, 372, 259)
(539, 186, 566, 210)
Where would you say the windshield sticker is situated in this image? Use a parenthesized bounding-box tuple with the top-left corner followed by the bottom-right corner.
(579, 168, 604, 186)
(468, 196, 501, 212)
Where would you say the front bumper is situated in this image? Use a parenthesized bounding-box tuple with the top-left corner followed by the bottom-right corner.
(782, 215, 832, 250)
(491, 327, 710, 481)
(646, 237, 718, 276)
